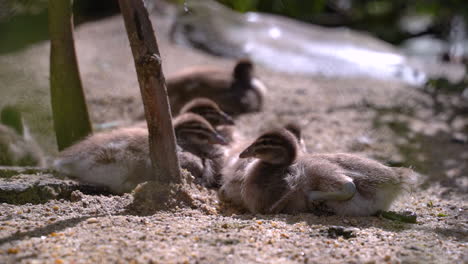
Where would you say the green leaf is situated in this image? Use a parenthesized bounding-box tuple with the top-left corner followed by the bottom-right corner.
(380, 211, 417, 224)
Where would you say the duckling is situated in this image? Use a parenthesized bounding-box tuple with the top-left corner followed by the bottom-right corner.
(218, 124, 307, 207)
(217, 140, 252, 207)
(0, 106, 45, 167)
(178, 97, 234, 127)
(136, 98, 237, 144)
(167, 59, 267, 115)
(135, 98, 235, 188)
(173, 113, 229, 188)
(178, 97, 239, 144)
(54, 113, 227, 193)
(302, 153, 416, 216)
(236, 129, 304, 214)
(233, 128, 416, 216)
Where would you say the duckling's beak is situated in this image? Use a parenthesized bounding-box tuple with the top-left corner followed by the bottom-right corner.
(221, 112, 235, 125)
(210, 133, 229, 145)
(239, 145, 255, 158)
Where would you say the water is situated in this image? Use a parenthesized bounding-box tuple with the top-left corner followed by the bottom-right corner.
(172, 0, 427, 86)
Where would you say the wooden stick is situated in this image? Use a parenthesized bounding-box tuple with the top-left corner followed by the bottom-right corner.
(118, 0, 181, 183)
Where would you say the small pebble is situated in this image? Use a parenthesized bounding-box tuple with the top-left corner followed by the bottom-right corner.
(451, 133, 467, 144)
(324, 226, 357, 239)
(70, 190, 84, 202)
(7, 248, 19, 254)
(87, 217, 99, 224)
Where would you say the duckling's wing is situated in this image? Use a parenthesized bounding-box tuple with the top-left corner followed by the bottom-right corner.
(301, 158, 357, 202)
(308, 180, 356, 202)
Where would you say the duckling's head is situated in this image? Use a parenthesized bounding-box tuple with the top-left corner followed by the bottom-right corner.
(173, 113, 228, 149)
(179, 98, 235, 127)
(233, 59, 253, 82)
(239, 129, 298, 165)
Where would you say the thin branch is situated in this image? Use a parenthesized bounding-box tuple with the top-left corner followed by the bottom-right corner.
(118, 0, 181, 183)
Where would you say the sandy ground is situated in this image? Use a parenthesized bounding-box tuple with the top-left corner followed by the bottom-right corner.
(0, 7, 467, 264)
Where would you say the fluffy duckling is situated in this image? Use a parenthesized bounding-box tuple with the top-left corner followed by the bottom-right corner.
(136, 98, 235, 188)
(0, 106, 45, 167)
(136, 98, 237, 143)
(54, 113, 227, 193)
(217, 140, 252, 207)
(178, 97, 239, 144)
(174, 113, 229, 188)
(218, 124, 307, 207)
(229, 128, 416, 216)
(178, 97, 234, 127)
(167, 59, 267, 115)
(302, 153, 416, 216)
(236, 129, 304, 214)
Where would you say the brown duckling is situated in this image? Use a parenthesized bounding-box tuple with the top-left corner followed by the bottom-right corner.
(167, 59, 267, 115)
(54, 113, 227, 193)
(174, 113, 229, 188)
(301, 153, 416, 216)
(178, 97, 234, 127)
(178, 97, 239, 144)
(236, 129, 303, 214)
(136, 98, 236, 188)
(229, 128, 416, 216)
(218, 123, 307, 207)
(0, 106, 45, 167)
(136, 98, 237, 145)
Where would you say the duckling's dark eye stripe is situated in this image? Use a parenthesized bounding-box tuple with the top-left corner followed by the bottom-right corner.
(205, 110, 221, 115)
(254, 145, 285, 152)
(183, 122, 213, 131)
(192, 107, 219, 113)
(257, 138, 281, 146)
(183, 124, 204, 130)
(180, 128, 213, 137)
(260, 135, 280, 140)
(258, 139, 273, 146)
(183, 125, 212, 132)
(197, 111, 219, 118)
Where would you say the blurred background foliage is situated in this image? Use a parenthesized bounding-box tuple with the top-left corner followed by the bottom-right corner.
(0, 0, 120, 54)
(215, 0, 468, 45)
(1, 0, 467, 53)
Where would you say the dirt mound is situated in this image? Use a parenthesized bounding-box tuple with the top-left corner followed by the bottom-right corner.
(129, 170, 219, 215)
